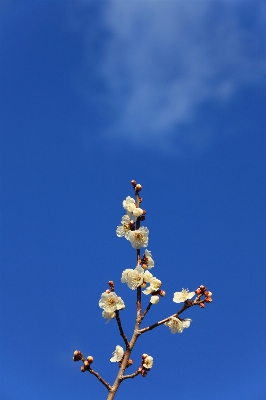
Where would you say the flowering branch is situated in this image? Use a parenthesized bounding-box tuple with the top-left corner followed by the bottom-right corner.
(73, 181, 212, 399)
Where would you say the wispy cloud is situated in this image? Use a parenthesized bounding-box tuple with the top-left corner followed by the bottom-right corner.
(71, 0, 266, 152)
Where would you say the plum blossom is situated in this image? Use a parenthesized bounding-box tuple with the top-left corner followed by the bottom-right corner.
(143, 277, 162, 295)
(121, 266, 153, 290)
(116, 215, 131, 237)
(126, 227, 149, 249)
(150, 295, 159, 304)
(143, 249, 154, 269)
(102, 310, 116, 323)
(99, 292, 125, 313)
(122, 196, 143, 221)
(110, 345, 124, 362)
(164, 317, 192, 334)
(173, 288, 194, 303)
(143, 355, 153, 369)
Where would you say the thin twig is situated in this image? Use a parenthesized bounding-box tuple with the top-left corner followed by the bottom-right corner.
(115, 311, 130, 349)
(141, 301, 152, 320)
(88, 368, 112, 391)
(121, 369, 141, 381)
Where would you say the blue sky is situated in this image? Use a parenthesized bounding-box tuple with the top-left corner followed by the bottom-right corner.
(1, 1, 266, 399)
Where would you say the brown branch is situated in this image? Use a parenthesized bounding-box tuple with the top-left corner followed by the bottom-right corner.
(115, 311, 130, 349)
(121, 369, 141, 381)
(141, 301, 152, 320)
(88, 368, 112, 391)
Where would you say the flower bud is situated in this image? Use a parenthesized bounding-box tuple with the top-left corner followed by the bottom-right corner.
(108, 281, 114, 286)
(87, 356, 94, 364)
(135, 184, 142, 192)
(200, 285, 206, 290)
(199, 302, 205, 308)
(142, 353, 148, 360)
(195, 288, 201, 295)
(73, 350, 84, 361)
(80, 365, 86, 372)
(142, 210, 146, 215)
(131, 180, 137, 187)
(159, 290, 166, 297)
(84, 360, 90, 369)
(205, 297, 212, 303)
(127, 359, 133, 366)
(141, 282, 147, 288)
(105, 289, 111, 294)
(141, 369, 147, 377)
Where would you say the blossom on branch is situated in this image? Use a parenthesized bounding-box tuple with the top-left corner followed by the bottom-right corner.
(121, 265, 153, 290)
(142, 249, 154, 269)
(110, 345, 124, 362)
(150, 295, 159, 304)
(102, 310, 116, 323)
(143, 355, 153, 369)
(143, 277, 162, 294)
(173, 288, 194, 303)
(126, 227, 149, 249)
(164, 317, 192, 334)
(116, 215, 131, 237)
(99, 292, 125, 314)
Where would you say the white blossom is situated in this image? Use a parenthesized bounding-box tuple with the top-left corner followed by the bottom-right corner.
(110, 345, 124, 362)
(132, 207, 143, 218)
(126, 227, 149, 249)
(116, 215, 131, 237)
(121, 269, 132, 283)
(99, 292, 125, 312)
(143, 270, 153, 283)
(102, 310, 116, 323)
(173, 288, 194, 303)
(123, 265, 145, 290)
(143, 355, 153, 369)
(164, 317, 192, 334)
(143, 249, 154, 269)
(123, 196, 136, 213)
(150, 295, 159, 304)
(143, 277, 162, 294)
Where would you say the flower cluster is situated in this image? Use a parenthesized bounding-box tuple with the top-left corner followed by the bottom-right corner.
(138, 353, 153, 377)
(164, 317, 192, 334)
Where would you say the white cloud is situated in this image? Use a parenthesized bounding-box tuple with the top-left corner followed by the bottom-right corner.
(72, 0, 266, 152)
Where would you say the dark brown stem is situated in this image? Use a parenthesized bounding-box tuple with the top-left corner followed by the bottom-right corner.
(115, 311, 130, 349)
(141, 302, 152, 320)
(88, 368, 111, 391)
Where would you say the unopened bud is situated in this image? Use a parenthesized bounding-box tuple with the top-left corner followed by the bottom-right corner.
(205, 297, 212, 303)
(87, 356, 94, 364)
(141, 263, 148, 270)
(207, 291, 212, 297)
(159, 290, 166, 297)
(131, 180, 137, 187)
(195, 288, 201, 295)
(200, 285, 206, 290)
(199, 302, 205, 308)
(127, 359, 133, 366)
(135, 184, 142, 192)
(142, 354, 148, 360)
(80, 365, 86, 372)
(73, 350, 84, 361)
(106, 289, 111, 294)
(138, 367, 142, 373)
(141, 369, 147, 377)
(142, 210, 146, 215)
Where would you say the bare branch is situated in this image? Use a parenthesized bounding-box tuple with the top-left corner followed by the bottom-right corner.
(141, 301, 152, 321)
(121, 369, 141, 381)
(88, 368, 112, 391)
(115, 311, 130, 349)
